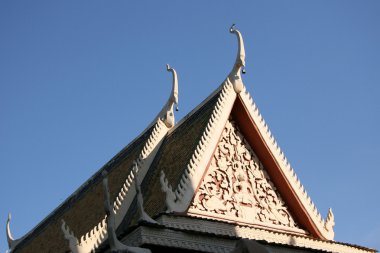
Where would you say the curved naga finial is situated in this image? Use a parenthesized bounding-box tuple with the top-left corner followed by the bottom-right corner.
(228, 24, 246, 94)
(149, 64, 179, 129)
(6, 213, 22, 252)
(163, 64, 179, 128)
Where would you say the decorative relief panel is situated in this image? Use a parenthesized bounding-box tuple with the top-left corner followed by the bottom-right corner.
(189, 119, 301, 230)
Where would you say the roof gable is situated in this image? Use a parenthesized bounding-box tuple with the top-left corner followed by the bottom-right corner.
(159, 83, 335, 241)
(188, 117, 307, 235)
(6, 25, 346, 253)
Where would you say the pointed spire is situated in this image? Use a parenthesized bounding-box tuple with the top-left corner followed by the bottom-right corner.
(163, 64, 179, 128)
(228, 24, 246, 94)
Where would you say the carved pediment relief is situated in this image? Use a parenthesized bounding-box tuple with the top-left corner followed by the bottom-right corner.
(188, 119, 306, 234)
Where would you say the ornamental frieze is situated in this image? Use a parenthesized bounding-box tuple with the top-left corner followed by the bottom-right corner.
(189, 119, 301, 230)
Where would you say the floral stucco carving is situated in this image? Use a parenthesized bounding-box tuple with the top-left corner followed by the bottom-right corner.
(189, 119, 301, 230)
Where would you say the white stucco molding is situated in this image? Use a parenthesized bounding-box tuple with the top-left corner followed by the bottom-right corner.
(238, 86, 335, 240)
(187, 119, 307, 235)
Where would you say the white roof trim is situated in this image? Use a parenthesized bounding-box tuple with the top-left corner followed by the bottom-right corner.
(238, 87, 335, 240)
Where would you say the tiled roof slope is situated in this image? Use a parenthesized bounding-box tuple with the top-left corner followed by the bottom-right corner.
(13, 126, 154, 253)
(142, 91, 221, 218)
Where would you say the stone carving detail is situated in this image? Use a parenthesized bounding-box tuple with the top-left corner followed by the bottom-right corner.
(189, 119, 299, 229)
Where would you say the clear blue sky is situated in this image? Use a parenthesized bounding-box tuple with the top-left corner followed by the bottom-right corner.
(1, 1, 379, 252)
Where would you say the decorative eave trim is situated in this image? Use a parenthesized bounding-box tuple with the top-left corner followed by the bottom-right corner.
(144, 215, 373, 253)
(62, 119, 169, 253)
(160, 80, 237, 212)
(238, 87, 335, 240)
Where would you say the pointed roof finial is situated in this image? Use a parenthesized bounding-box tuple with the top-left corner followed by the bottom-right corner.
(166, 64, 179, 111)
(6, 213, 21, 251)
(229, 24, 246, 93)
(163, 64, 179, 128)
(147, 64, 179, 129)
(6, 213, 14, 247)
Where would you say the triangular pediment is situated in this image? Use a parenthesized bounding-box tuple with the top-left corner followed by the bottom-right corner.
(159, 83, 334, 240)
(187, 118, 306, 234)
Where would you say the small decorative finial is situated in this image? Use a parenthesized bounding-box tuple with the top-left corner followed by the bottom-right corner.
(149, 65, 180, 129)
(166, 64, 179, 111)
(229, 24, 246, 93)
(6, 213, 14, 247)
(324, 208, 335, 240)
(163, 64, 179, 128)
(325, 208, 335, 231)
(6, 213, 21, 251)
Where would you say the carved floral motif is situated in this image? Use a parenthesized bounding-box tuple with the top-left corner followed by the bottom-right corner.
(189, 119, 299, 229)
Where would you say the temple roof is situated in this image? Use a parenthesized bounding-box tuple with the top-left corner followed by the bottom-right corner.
(6, 25, 376, 253)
